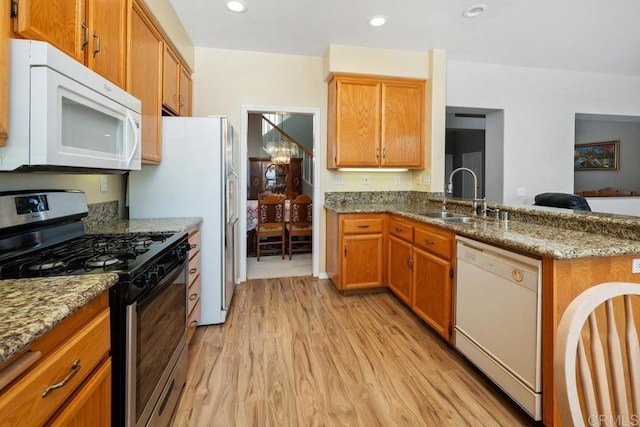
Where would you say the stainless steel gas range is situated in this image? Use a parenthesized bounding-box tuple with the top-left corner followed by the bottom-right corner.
(0, 190, 189, 426)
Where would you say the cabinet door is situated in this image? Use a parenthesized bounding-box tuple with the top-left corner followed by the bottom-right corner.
(342, 234, 384, 290)
(412, 246, 452, 339)
(49, 358, 111, 427)
(387, 235, 412, 306)
(1, 0, 9, 145)
(179, 66, 191, 116)
(333, 78, 381, 167)
(128, 0, 163, 163)
(162, 44, 180, 114)
(86, 0, 126, 87)
(381, 80, 424, 167)
(14, 0, 85, 62)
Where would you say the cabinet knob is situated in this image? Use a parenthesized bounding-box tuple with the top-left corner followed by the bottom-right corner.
(424, 239, 435, 245)
(394, 227, 403, 232)
(189, 268, 198, 274)
(189, 293, 199, 301)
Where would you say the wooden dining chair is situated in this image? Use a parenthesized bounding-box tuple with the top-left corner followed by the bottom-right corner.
(554, 282, 640, 427)
(256, 194, 286, 261)
(285, 195, 312, 260)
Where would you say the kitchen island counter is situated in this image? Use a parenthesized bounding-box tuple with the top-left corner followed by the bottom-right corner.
(85, 217, 202, 234)
(324, 200, 640, 259)
(0, 274, 118, 365)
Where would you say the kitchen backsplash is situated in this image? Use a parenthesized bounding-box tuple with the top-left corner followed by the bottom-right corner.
(83, 201, 119, 230)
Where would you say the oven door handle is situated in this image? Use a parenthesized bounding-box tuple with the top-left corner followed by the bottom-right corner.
(136, 259, 187, 308)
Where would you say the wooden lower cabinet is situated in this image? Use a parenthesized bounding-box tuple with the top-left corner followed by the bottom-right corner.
(387, 234, 413, 305)
(386, 215, 454, 341)
(325, 211, 385, 291)
(50, 358, 111, 427)
(342, 233, 384, 290)
(0, 292, 111, 426)
(411, 246, 452, 338)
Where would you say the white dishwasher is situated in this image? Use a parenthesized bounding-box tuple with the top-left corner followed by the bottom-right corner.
(455, 236, 542, 420)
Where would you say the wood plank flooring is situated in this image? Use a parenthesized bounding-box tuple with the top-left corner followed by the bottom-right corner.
(172, 277, 535, 426)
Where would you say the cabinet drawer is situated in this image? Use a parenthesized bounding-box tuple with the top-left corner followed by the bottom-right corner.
(414, 226, 453, 259)
(188, 276, 201, 315)
(389, 217, 413, 242)
(188, 251, 201, 285)
(0, 309, 110, 426)
(188, 230, 201, 257)
(343, 217, 384, 234)
(187, 300, 201, 343)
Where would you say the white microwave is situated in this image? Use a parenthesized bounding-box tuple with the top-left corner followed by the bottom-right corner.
(1, 39, 141, 172)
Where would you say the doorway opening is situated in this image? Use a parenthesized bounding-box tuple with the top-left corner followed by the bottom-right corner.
(238, 105, 320, 282)
(446, 107, 504, 203)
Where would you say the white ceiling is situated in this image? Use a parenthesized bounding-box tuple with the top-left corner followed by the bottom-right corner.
(169, 0, 640, 77)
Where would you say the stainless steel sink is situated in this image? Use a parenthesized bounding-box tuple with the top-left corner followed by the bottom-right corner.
(439, 216, 478, 224)
(416, 211, 463, 219)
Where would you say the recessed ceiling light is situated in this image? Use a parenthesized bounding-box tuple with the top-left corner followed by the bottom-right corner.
(462, 4, 488, 18)
(226, 0, 247, 13)
(368, 15, 387, 28)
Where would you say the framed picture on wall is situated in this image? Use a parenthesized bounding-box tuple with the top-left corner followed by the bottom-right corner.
(574, 140, 619, 171)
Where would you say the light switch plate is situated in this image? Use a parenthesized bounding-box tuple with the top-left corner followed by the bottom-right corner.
(394, 176, 401, 185)
(334, 175, 344, 185)
(422, 174, 431, 185)
(516, 187, 526, 196)
(100, 176, 108, 193)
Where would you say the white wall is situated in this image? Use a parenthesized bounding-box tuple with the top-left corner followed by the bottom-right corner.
(446, 60, 640, 205)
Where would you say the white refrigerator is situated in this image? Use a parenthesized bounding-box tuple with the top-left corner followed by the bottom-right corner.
(129, 116, 239, 325)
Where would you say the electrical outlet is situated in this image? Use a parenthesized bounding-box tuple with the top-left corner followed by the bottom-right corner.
(100, 176, 108, 193)
(334, 175, 344, 185)
(363, 175, 369, 185)
(422, 174, 430, 185)
(516, 187, 526, 197)
(633, 259, 640, 274)
(394, 176, 401, 186)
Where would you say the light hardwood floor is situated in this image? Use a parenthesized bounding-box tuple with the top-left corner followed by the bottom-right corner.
(172, 276, 535, 426)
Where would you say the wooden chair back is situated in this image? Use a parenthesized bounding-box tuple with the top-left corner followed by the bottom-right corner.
(256, 194, 286, 260)
(554, 282, 640, 427)
(286, 195, 312, 260)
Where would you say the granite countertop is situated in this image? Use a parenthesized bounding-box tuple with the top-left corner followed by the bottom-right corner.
(324, 201, 640, 259)
(85, 217, 202, 234)
(0, 274, 118, 365)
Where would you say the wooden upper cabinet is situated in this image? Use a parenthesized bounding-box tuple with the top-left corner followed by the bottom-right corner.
(85, 0, 127, 87)
(179, 65, 191, 116)
(330, 77, 381, 167)
(12, 0, 126, 88)
(1, 0, 10, 145)
(381, 80, 425, 167)
(163, 44, 192, 117)
(128, 0, 163, 163)
(13, 0, 85, 62)
(327, 74, 425, 169)
(162, 44, 180, 114)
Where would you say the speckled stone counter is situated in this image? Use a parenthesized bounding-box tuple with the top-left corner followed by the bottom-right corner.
(0, 274, 118, 364)
(85, 217, 202, 234)
(324, 196, 640, 259)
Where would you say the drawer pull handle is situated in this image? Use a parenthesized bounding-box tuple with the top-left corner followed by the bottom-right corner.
(357, 224, 370, 229)
(189, 320, 198, 327)
(394, 227, 403, 232)
(42, 359, 80, 398)
(190, 243, 198, 250)
(424, 239, 435, 245)
(189, 268, 198, 274)
(190, 293, 199, 301)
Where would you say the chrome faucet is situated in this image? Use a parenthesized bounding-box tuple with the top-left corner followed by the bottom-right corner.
(446, 167, 484, 216)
